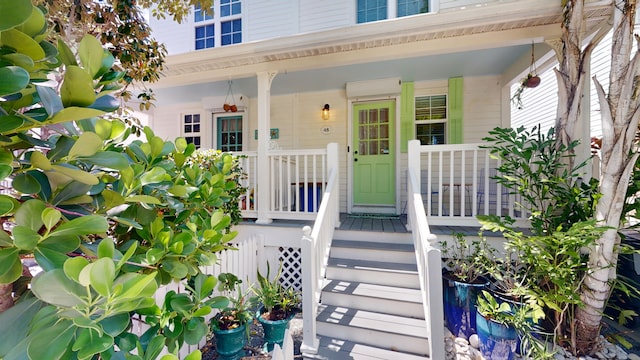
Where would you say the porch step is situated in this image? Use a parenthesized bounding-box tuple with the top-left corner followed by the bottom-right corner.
(325, 257, 420, 288)
(305, 336, 429, 360)
(333, 229, 412, 243)
(321, 279, 424, 319)
(330, 239, 416, 263)
(315, 305, 430, 357)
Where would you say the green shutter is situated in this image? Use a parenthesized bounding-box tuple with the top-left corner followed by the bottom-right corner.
(400, 81, 415, 153)
(448, 77, 463, 144)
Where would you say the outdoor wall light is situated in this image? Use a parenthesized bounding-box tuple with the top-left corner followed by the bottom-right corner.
(322, 104, 330, 120)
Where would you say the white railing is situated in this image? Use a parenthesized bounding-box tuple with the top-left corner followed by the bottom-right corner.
(407, 140, 445, 360)
(417, 143, 528, 226)
(300, 143, 340, 356)
(234, 148, 329, 222)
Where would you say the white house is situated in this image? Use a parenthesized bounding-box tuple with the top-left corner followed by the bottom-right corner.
(143, 1, 612, 358)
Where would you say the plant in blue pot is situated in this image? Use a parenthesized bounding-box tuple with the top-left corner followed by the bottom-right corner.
(252, 262, 301, 352)
(441, 233, 494, 339)
(211, 273, 254, 360)
(475, 290, 547, 360)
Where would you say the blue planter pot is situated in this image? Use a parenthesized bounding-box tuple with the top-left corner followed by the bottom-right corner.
(213, 324, 247, 360)
(476, 311, 519, 360)
(257, 309, 292, 352)
(443, 274, 488, 338)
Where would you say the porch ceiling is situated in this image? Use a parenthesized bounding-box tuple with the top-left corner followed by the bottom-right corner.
(152, 0, 611, 97)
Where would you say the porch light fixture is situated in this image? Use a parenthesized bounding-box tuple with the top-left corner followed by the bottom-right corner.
(321, 104, 330, 120)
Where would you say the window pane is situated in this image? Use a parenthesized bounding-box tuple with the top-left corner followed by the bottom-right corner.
(357, 0, 387, 23)
(195, 25, 214, 50)
(415, 95, 447, 121)
(221, 19, 241, 46)
(416, 123, 446, 145)
(397, 0, 429, 17)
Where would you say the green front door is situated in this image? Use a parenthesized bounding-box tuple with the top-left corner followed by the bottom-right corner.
(353, 101, 395, 206)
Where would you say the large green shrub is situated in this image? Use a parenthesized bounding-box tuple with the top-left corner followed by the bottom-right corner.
(0, 1, 244, 359)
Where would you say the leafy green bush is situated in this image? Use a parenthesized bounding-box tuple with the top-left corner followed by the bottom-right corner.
(0, 1, 245, 358)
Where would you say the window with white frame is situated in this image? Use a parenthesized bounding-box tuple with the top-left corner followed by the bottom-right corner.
(194, 0, 242, 50)
(182, 114, 202, 149)
(357, 0, 429, 23)
(397, 0, 429, 17)
(415, 94, 447, 145)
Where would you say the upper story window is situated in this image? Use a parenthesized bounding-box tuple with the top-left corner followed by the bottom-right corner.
(357, 0, 430, 23)
(194, 0, 242, 50)
(397, 0, 429, 17)
(415, 94, 447, 145)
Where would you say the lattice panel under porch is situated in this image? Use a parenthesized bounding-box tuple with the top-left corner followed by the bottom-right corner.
(278, 246, 302, 292)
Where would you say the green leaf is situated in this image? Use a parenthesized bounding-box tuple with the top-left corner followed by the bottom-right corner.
(0, 66, 29, 97)
(34, 247, 69, 271)
(31, 270, 87, 307)
(0, 0, 32, 31)
(184, 350, 202, 360)
(57, 38, 77, 66)
(37, 85, 64, 117)
(51, 164, 99, 185)
(125, 195, 162, 205)
(12, 225, 40, 251)
(118, 272, 158, 300)
(60, 66, 96, 107)
(30, 151, 52, 170)
(160, 355, 180, 360)
(143, 335, 165, 360)
(41, 207, 61, 230)
(184, 317, 207, 345)
(49, 215, 108, 238)
(0, 295, 43, 358)
(13, 172, 41, 194)
(16, 5, 46, 37)
(27, 320, 75, 360)
(0, 248, 22, 284)
(0, 195, 15, 216)
(14, 198, 45, 230)
(140, 167, 168, 185)
(99, 313, 130, 337)
(63, 256, 89, 283)
(1, 28, 45, 61)
(49, 107, 105, 124)
(79, 151, 129, 170)
(78, 35, 105, 79)
(89, 94, 119, 112)
(69, 132, 103, 158)
(98, 239, 115, 259)
(89, 257, 115, 297)
(115, 332, 137, 352)
(75, 328, 114, 360)
(0, 115, 25, 134)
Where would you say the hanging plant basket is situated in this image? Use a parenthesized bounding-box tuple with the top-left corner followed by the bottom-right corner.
(523, 74, 541, 88)
(223, 80, 238, 112)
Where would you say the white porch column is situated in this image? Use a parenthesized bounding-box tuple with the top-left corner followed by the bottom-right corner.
(255, 71, 277, 224)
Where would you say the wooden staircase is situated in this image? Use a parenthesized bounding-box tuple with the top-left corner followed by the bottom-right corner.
(304, 230, 431, 360)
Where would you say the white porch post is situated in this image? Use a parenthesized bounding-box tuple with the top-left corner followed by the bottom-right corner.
(255, 71, 277, 224)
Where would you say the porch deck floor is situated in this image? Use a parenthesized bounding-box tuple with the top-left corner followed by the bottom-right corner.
(242, 213, 484, 235)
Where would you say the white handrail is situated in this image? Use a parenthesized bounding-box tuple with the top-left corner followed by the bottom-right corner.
(407, 140, 445, 359)
(300, 143, 340, 355)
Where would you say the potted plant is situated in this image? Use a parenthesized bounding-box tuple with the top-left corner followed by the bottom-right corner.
(211, 273, 254, 360)
(441, 233, 494, 339)
(252, 262, 301, 352)
(475, 290, 547, 360)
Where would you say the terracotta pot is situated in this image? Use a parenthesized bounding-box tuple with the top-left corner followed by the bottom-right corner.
(230, 104, 238, 112)
(223, 103, 231, 112)
(524, 75, 541, 88)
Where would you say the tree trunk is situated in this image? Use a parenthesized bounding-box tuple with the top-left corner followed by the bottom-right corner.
(0, 283, 13, 313)
(574, 0, 640, 354)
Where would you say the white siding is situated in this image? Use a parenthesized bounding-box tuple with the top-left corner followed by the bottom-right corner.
(245, 1, 299, 42)
(148, 9, 196, 55)
(510, 69, 558, 133)
(463, 75, 503, 142)
(299, 0, 354, 33)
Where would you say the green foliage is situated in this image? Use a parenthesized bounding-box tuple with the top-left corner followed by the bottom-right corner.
(211, 273, 254, 332)
(481, 126, 599, 235)
(440, 232, 495, 283)
(0, 4, 246, 359)
(253, 262, 301, 321)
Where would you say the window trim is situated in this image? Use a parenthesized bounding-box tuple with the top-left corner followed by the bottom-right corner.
(414, 93, 448, 145)
(193, 0, 242, 50)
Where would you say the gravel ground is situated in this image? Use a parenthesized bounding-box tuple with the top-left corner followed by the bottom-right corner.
(201, 312, 303, 360)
